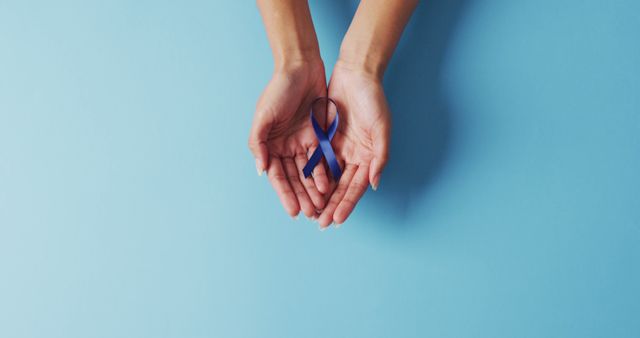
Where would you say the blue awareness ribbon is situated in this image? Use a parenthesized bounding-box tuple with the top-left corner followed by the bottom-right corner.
(302, 98, 342, 180)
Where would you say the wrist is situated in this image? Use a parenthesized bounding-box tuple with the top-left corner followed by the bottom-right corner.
(337, 36, 387, 80)
(274, 53, 324, 76)
(335, 51, 386, 81)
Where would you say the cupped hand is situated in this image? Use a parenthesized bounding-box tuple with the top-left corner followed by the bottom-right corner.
(249, 61, 331, 218)
(317, 61, 391, 228)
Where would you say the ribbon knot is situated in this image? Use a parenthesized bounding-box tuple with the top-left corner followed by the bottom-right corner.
(302, 98, 342, 180)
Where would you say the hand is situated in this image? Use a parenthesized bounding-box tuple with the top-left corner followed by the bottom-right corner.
(249, 61, 331, 218)
(317, 61, 391, 228)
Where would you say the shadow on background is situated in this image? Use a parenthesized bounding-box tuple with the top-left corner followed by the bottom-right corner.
(369, 0, 469, 222)
(318, 0, 469, 223)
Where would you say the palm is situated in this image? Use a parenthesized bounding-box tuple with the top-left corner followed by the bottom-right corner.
(249, 63, 331, 218)
(259, 74, 323, 160)
(330, 68, 390, 169)
(316, 64, 391, 227)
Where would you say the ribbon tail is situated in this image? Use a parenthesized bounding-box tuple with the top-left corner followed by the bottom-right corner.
(302, 147, 324, 178)
(318, 137, 342, 180)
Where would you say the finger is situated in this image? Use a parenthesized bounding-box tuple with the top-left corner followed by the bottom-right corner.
(307, 146, 330, 194)
(294, 153, 327, 210)
(283, 157, 315, 218)
(369, 123, 390, 190)
(248, 115, 271, 175)
(317, 164, 357, 228)
(334, 166, 369, 225)
(322, 178, 338, 205)
(267, 156, 300, 217)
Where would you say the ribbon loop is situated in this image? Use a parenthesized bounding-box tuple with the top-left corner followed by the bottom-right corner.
(302, 98, 342, 180)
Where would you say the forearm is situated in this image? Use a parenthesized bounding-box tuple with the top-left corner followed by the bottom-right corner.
(338, 0, 419, 78)
(257, 0, 322, 70)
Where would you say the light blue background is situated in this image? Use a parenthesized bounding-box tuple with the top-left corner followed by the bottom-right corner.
(1, 1, 639, 337)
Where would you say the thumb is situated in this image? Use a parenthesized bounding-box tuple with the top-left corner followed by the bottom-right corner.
(369, 121, 390, 191)
(248, 112, 271, 176)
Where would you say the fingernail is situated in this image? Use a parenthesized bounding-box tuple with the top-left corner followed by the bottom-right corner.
(334, 223, 341, 229)
(371, 174, 380, 191)
(256, 159, 264, 176)
(319, 225, 327, 232)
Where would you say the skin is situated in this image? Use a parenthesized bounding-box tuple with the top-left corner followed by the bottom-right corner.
(250, 0, 418, 227)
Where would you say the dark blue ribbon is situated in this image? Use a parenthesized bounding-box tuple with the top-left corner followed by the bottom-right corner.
(302, 98, 342, 180)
